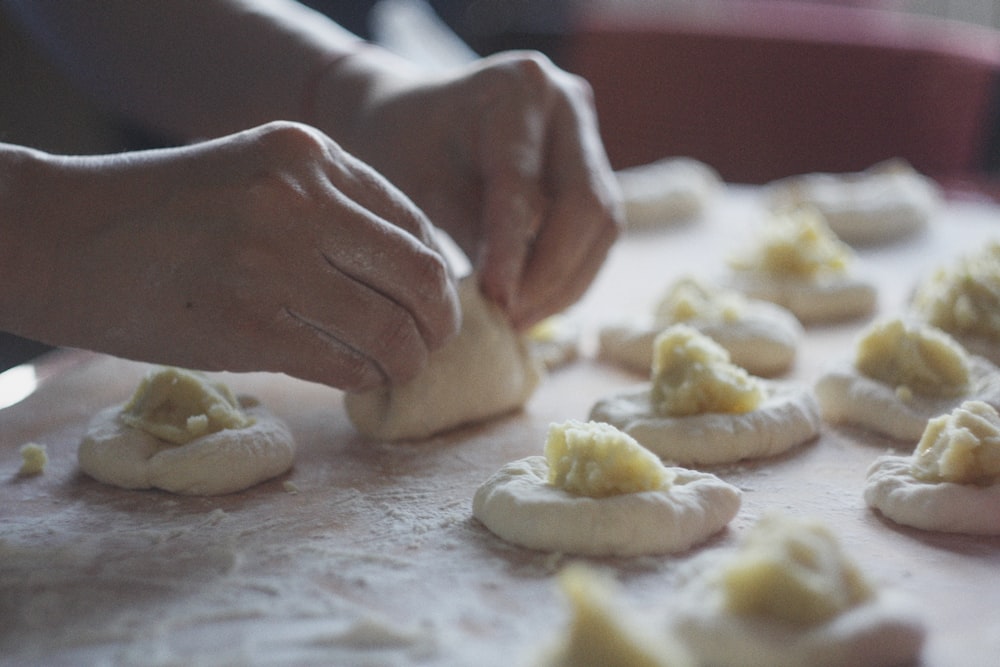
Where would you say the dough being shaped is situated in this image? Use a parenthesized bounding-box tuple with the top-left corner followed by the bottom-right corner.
(598, 277, 802, 377)
(765, 159, 938, 246)
(345, 278, 542, 440)
(909, 241, 1000, 365)
(727, 207, 876, 323)
(537, 564, 693, 667)
(671, 515, 925, 667)
(814, 319, 1000, 441)
(864, 400, 1000, 534)
(78, 368, 295, 495)
(473, 455, 739, 556)
(616, 157, 722, 228)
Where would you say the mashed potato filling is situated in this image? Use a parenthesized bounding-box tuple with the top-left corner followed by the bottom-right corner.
(653, 276, 746, 325)
(721, 515, 874, 626)
(729, 207, 852, 280)
(650, 325, 764, 417)
(912, 243, 1000, 341)
(120, 367, 253, 445)
(545, 420, 673, 498)
(911, 400, 1000, 485)
(854, 318, 970, 399)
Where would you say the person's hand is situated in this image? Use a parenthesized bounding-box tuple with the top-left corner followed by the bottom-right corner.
(2, 121, 460, 390)
(318, 49, 623, 329)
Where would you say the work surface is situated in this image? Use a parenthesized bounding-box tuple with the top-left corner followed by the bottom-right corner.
(3, 187, 1000, 666)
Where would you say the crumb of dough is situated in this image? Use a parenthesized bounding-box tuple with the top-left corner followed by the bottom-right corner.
(18, 442, 47, 476)
(283, 480, 302, 494)
(536, 564, 693, 667)
(672, 514, 925, 667)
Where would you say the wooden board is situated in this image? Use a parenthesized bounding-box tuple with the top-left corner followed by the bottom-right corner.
(3, 187, 1000, 666)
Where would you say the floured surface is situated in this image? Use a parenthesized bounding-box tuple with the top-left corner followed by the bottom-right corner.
(3, 188, 1000, 666)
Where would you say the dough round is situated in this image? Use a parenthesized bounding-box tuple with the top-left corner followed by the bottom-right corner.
(588, 381, 820, 465)
(472, 455, 740, 556)
(672, 574, 924, 667)
(598, 300, 802, 378)
(345, 279, 542, 440)
(616, 157, 722, 228)
(864, 455, 1000, 534)
(814, 356, 1000, 441)
(78, 401, 296, 495)
(728, 270, 876, 324)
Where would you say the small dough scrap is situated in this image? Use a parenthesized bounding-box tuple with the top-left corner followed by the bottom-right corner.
(864, 401, 1000, 534)
(765, 159, 938, 245)
(18, 443, 47, 476)
(616, 157, 722, 228)
(727, 207, 876, 323)
(345, 278, 543, 440)
(79, 367, 295, 495)
(591, 327, 819, 465)
(598, 276, 802, 377)
(473, 425, 741, 556)
(537, 564, 693, 667)
(815, 318, 1000, 441)
(910, 241, 1000, 365)
(672, 514, 925, 667)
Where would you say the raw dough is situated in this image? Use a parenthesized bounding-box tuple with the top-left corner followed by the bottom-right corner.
(616, 157, 722, 228)
(344, 278, 543, 440)
(598, 277, 802, 377)
(527, 314, 580, 371)
(78, 369, 296, 495)
(472, 456, 740, 557)
(727, 207, 877, 323)
(765, 159, 938, 246)
(671, 515, 925, 667)
(590, 382, 819, 465)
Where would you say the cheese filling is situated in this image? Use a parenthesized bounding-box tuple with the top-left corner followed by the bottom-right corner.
(854, 318, 970, 398)
(911, 400, 1000, 485)
(120, 367, 254, 445)
(653, 276, 747, 326)
(911, 242, 1000, 341)
(545, 420, 673, 498)
(650, 325, 764, 417)
(720, 515, 874, 626)
(728, 207, 853, 280)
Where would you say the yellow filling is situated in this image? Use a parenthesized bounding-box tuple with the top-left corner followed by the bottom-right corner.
(120, 367, 253, 445)
(721, 515, 874, 626)
(652, 276, 746, 326)
(911, 400, 1000, 485)
(912, 242, 1000, 341)
(650, 325, 763, 417)
(729, 207, 852, 280)
(854, 318, 970, 398)
(545, 420, 672, 498)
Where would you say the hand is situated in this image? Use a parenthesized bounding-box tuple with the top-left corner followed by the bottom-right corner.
(2, 122, 460, 390)
(321, 50, 623, 329)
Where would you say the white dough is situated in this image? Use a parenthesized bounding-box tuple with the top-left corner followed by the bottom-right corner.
(728, 270, 877, 324)
(589, 381, 820, 465)
(864, 455, 1000, 534)
(472, 455, 740, 557)
(671, 563, 925, 667)
(814, 356, 1000, 441)
(344, 279, 542, 440)
(616, 157, 722, 228)
(78, 401, 296, 495)
(598, 299, 802, 378)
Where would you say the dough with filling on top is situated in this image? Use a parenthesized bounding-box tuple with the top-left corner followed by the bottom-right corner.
(616, 157, 722, 228)
(345, 277, 542, 440)
(598, 276, 802, 377)
(591, 326, 819, 465)
(765, 159, 938, 246)
(864, 400, 1000, 534)
(727, 207, 876, 323)
(472, 420, 740, 556)
(78, 367, 295, 495)
(671, 514, 925, 667)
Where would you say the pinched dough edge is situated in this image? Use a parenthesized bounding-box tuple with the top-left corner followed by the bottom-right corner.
(814, 356, 1000, 442)
(864, 455, 1000, 535)
(588, 381, 820, 465)
(78, 401, 296, 495)
(472, 455, 740, 557)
